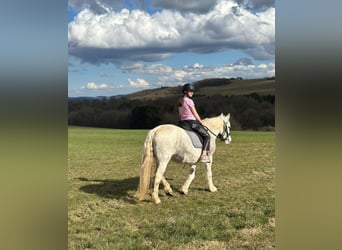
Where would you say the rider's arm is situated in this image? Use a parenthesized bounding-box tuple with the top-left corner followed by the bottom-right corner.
(190, 106, 205, 126)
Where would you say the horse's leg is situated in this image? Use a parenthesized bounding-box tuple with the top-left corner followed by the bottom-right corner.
(161, 176, 173, 196)
(151, 161, 168, 204)
(181, 165, 196, 195)
(205, 157, 217, 192)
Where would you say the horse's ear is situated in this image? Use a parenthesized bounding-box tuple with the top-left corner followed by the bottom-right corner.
(226, 113, 230, 119)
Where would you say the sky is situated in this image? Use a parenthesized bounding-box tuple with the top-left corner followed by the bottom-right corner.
(68, 0, 275, 97)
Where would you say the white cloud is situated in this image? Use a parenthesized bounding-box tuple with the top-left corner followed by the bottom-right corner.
(68, 0, 274, 64)
(193, 63, 204, 69)
(120, 63, 172, 74)
(128, 78, 149, 87)
(83, 82, 108, 89)
(121, 61, 274, 88)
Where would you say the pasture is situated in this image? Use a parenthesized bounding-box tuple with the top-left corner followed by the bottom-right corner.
(68, 126, 275, 249)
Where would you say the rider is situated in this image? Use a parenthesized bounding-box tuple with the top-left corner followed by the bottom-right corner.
(178, 83, 210, 163)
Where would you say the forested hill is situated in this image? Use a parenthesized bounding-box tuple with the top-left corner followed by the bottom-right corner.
(124, 77, 275, 100)
(68, 77, 275, 130)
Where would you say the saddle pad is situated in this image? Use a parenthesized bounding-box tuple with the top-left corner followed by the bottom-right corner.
(185, 130, 203, 148)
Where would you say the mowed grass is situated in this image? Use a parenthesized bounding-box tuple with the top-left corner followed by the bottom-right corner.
(68, 126, 275, 249)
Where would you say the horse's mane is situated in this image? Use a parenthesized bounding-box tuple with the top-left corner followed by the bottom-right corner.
(203, 114, 223, 132)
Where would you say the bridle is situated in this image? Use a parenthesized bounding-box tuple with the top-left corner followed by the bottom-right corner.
(204, 122, 231, 142)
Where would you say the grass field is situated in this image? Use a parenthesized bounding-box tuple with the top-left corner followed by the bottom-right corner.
(68, 126, 275, 249)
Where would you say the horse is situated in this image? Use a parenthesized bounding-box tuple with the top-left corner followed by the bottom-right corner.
(136, 113, 232, 204)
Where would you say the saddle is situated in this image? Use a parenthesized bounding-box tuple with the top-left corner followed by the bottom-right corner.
(178, 121, 203, 148)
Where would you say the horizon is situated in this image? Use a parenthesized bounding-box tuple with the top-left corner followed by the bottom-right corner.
(68, 76, 275, 98)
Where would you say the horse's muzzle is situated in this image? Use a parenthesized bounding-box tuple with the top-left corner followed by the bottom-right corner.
(224, 136, 232, 144)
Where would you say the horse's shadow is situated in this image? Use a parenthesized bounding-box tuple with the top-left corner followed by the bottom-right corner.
(78, 177, 139, 204)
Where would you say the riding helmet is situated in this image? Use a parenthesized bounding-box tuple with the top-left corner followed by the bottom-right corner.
(182, 83, 195, 93)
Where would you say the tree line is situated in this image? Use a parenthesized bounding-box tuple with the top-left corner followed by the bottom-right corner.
(68, 92, 274, 131)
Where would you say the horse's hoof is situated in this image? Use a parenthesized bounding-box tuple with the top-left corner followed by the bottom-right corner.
(153, 199, 161, 204)
(152, 195, 161, 204)
(166, 191, 173, 196)
(180, 188, 188, 195)
(164, 188, 173, 196)
(209, 187, 218, 192)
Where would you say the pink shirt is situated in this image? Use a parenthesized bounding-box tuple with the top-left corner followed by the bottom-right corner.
(178, 96, 196, 120)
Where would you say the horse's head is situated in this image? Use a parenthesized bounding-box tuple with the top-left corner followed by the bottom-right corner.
(218, 113, 232, 144)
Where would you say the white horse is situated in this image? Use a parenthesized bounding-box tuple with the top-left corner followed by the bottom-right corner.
(136, 113, 232, 204)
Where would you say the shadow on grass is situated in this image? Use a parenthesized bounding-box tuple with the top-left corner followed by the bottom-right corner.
(78, 177, 139, 204)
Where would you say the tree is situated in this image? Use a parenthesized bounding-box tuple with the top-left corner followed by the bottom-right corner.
(130, 105, 164, 129)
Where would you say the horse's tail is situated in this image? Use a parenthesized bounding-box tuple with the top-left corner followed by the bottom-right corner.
(136, 127, 157, 201)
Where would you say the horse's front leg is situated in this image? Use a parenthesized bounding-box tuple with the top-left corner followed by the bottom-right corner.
(181, 165, 196, 195)
(205, 157, 217, 192)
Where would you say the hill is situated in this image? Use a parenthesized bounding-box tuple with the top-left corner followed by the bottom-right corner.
(68, 77, 275, 130)
(125, 77, 275, 100)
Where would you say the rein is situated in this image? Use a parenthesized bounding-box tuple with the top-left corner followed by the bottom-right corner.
(204, 126, 219, 137)
(204, 125, 229, 141)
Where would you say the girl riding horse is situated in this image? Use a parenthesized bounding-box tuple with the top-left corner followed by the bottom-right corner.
(178, 83, 210, 163)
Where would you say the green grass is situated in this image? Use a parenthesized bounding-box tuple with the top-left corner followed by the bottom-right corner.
(68, 127, 275, 249)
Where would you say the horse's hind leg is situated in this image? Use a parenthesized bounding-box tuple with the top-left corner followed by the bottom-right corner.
(181, 165, 196, 195)
(161, 176, 173, 196)
(152, 161, 168, 204)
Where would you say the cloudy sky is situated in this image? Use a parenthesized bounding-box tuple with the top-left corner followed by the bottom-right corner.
(68, 0, 275, 97)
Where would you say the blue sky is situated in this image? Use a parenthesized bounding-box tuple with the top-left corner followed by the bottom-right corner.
(68, 0, 275, 97)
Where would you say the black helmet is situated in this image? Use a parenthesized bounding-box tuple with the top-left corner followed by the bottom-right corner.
(182, 83, 195, 93)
